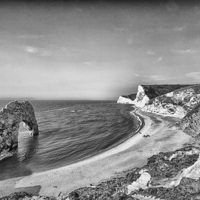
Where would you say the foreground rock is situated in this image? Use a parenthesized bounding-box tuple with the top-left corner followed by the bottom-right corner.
(2, 145, 200, 200)
(0, 101, 39, 161)
(1, 192, 56, 200)
(69, 146, 200, 200)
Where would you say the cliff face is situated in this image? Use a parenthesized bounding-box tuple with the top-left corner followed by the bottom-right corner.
(132, 85, 151, 107)
(117, 95, 136, 104)
(118, 84, 190, 106)
(0, 101, 38, 161)
(118, 84, 200, 118)
(180, 104, 200, 137)
(142, 85, 200, 118)
(133, 84, 190, 108)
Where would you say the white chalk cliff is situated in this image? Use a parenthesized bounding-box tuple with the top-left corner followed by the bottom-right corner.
(133, 85, 151, 107)
(118, 84, 200, 118)
(117, 96, 135, 104)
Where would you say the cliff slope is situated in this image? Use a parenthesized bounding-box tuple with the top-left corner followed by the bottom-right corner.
(142, 84, 200, 118)
(117, 94, 136, 104)
(180, 104, 200, 138)
(133, 84, 191, 107)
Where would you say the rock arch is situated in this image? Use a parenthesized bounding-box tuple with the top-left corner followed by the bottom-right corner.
(0, 101, 39, 161)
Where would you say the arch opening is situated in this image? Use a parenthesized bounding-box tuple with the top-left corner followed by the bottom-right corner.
(17, 121, 38, 162)
(0, 101, 39, 161)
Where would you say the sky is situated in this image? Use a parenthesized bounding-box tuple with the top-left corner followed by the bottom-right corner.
(1, 0, 200, 100)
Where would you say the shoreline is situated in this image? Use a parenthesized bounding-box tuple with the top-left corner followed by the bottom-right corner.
(131, 108, 144, 133)
(0, 105, 143, 182)
(0, 109, 192, 198)
(0, 107, 148, 197)
(65, 106, 145, 166)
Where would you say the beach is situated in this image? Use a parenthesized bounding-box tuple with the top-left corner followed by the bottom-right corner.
(0, 110, 192, 198)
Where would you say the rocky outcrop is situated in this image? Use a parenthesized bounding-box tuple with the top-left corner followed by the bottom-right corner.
(57, 147, 200, 200)
(127, 146, 200, 200)
(142, 84, 200, 118)
(126, 146, 199, 193)
(2, 146, 200, 200)
(118, 84, 200, 118)
(180, 104, 200, 138)
(127, 147, 200, 200)
(117, 95, 135, 104)
(1, 192, 56, 200)
(133, 84, 190, 108)
(0, 101, 38, 161)
(118, 84, 190, 106)
(36, 146, 200, 200)
(132, 85, 153, 107)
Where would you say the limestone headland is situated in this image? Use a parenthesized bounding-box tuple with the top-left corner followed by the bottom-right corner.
(118, 84, 200, 118)
(0, 101, 38, 161)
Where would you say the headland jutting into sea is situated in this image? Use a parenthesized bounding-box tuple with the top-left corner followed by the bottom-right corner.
(1, 84, 200, 200)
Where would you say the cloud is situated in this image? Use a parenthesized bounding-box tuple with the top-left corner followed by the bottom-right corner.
(172, 49, 199, 54)
(134, 73, 140, 77)
(140, 74, 172, 82)
(186, 72, 200, 81)
(76, 8, 83, 12)
(83, 61, 93, 65)
(153, 55, 163, 63)
(40, 51, 52, 56)
(26, 46, 38, 53)
(24, 46, 52, 56)
(147, 50, 155, 55)
(127, 38, 134, 45)
(0, 60, 11, 68)
(149, 75, 168, 81)
(173, 26, 185, 32)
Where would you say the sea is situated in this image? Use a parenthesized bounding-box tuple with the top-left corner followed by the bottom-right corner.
(0, 100, 139, 181)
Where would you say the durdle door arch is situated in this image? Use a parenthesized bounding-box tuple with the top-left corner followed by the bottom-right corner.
(0, 101, 39, 161)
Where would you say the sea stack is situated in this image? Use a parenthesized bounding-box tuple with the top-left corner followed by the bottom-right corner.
(0, 101, 38, 161)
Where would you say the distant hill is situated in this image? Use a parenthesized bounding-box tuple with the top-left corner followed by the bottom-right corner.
(142, 84, 200, 118)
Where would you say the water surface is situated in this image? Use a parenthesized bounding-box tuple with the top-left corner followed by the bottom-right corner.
(0, 100, 138, 180)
